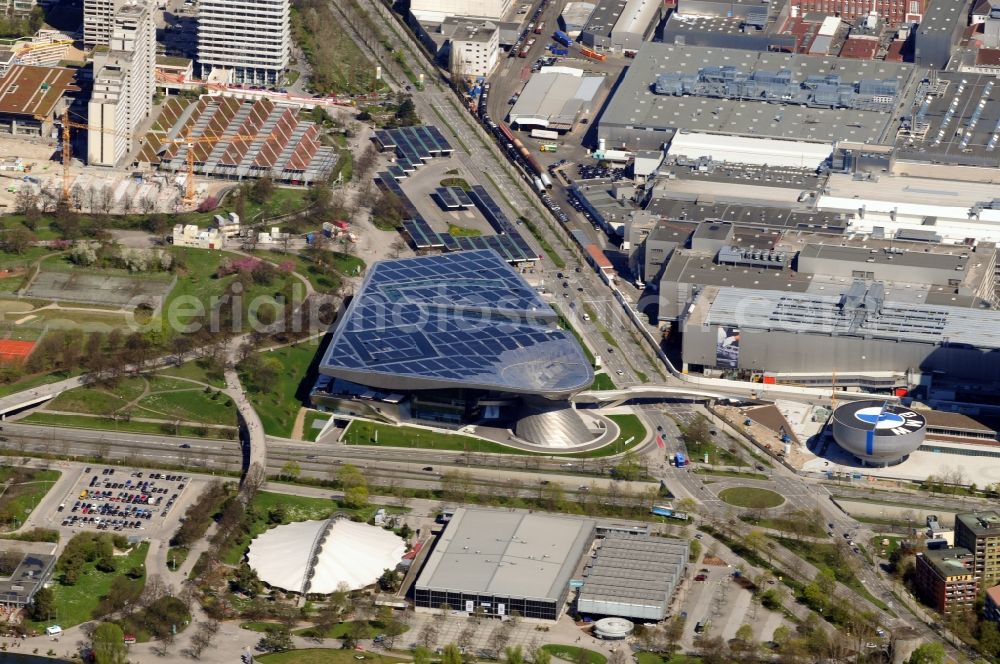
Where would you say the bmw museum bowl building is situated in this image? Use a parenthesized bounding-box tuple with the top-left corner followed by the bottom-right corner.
(832, 400, 927, 466)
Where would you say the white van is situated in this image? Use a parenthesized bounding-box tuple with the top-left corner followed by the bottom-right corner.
(45, 625, 62, 636)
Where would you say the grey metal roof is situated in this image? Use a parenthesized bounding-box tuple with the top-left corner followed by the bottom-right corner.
(704, 286, 1000, 348)
(600, 42, 914, 143)
(509, 71, 603, 128)
(661, 250, 813, 291)
(895, 72, 1000, 167)
(415, 508, 595, 601)
(582, 0, 627, 39)
(645, 195, 849, 232)
(798, 243, 970, 270)
(577, 537, 687, 611)
(319, 250, 594, 396)
(0, 552, 55, 606)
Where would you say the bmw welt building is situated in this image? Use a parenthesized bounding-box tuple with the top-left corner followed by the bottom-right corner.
(311, 250, 595, 448)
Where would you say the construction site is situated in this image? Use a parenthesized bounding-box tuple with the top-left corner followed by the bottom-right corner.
(0, 92, 341, 215)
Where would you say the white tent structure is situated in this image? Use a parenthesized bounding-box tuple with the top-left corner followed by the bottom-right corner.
(247, 518, 407, 594)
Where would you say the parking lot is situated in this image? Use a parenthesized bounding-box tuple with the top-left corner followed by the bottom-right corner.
(53, 466, 191, 535)
(673, 555, 788, 651)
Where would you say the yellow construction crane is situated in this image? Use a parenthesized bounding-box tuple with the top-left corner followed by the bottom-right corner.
(59, 107, 260, 204)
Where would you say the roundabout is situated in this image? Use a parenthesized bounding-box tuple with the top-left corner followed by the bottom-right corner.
(718, 486, 785, 509)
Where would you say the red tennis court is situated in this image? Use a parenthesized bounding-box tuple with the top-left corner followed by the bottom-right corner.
(0, 339, 35, 363)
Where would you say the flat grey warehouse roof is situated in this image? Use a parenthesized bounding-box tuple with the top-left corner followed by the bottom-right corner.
(577, 537, 688, 620)
(701, 287, 1000, 348)
(415, 508, 595, 602)
(600, 43, 915, 143)
(798, 243, 970, 271)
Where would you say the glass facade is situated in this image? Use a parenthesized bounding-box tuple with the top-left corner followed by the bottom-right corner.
(414, 588, 561, 621)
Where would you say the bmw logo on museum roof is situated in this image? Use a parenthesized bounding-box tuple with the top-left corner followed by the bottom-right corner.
(832, 399, 927, 464)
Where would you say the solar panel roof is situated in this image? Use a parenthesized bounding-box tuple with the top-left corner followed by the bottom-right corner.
(319, 250, 593, 396)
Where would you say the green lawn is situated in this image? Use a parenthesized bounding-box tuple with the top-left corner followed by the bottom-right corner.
(685, 439, 746, 467)
(344, 413, 644, 459)
(564, 414, 646, 459)
(0, 468, 59, 529)
(258, 650, 406, 664)
(540, 645, 607, 664)
(137, 388, 236, 426)
(163, 246, 303, 334)
(871, 535, 904, 558)
(303, 410, 329, 442)
(775, 536, 889, 611)
(156, 359, 227, 388)
(29, 541, 148, 630)
(344, 419, 532, 455)
(239, 341, 320, 438)
(718, 487, 785, 509)
(220, 491, 393, 565)
(166, 546, 189, 571)
(44, 379, 144, 417)
(590, 373, 616, 390)
(20, 412, 236, 439)
(740, 514, 826, 537)
(636, 654, 702, 664)
(439, 177, 471, 191)
(551, 304, 594, 364)
(295, 619, 410, 639)
(250, 248, 365, 293)
(447, 223, 481, 237)
(242, 621, 286, 633)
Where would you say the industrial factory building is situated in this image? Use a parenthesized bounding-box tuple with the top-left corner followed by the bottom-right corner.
(508, 68, 603, 130)
(597, 42, 915, 150)
(680, 281, 1000, 385)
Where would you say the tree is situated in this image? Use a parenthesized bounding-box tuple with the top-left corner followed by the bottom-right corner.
(441, 644, 464, 664)
(906, 642, 945, 664)
(771, 625, 791, 649)
(248, 176, 276, 205)
(257, 626, 293, 652)
(28, 585, 54, 621)
(613, 450, 641, 480)
(91, 622, 128, 664)
(370, 190, 406, 230)
(682, 416, 712, 446)
(1, 226, 35, 254)
(688, 538, 702, 563)
(395, 98, 417, 125)
(378, 567, 401, 592)
(344, 484, 369, 509)
(414, 646, 434, 664)
(338, 463, 369, 508)
(503, 645, 525, 664)
(231, 563, 263, 597)
(980, 621, 1000, 659)
(735, 624, 754, 644)
(533, 647, 552, 664)
(279, 460, 301, 481)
